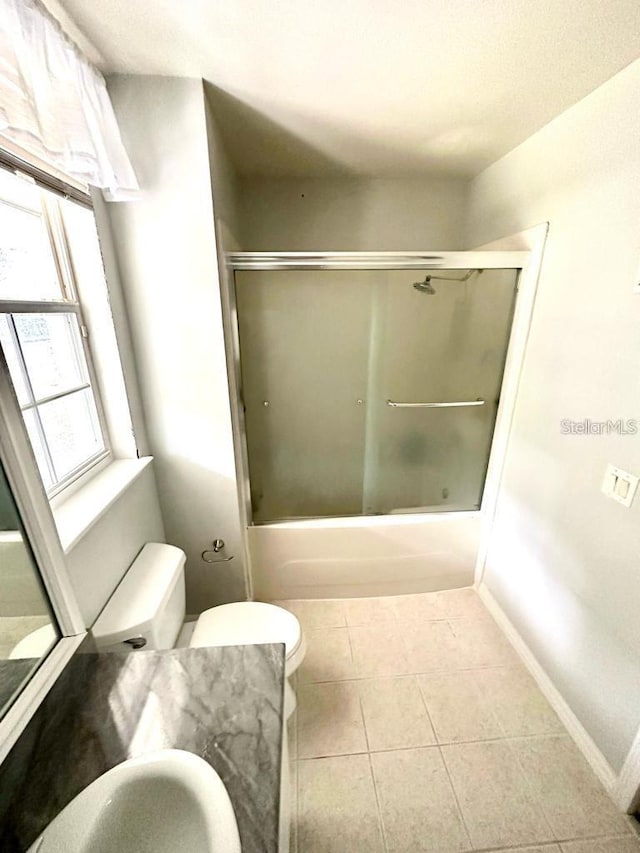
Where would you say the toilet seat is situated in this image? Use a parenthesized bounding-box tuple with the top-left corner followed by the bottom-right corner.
(189, 602, 305, 677)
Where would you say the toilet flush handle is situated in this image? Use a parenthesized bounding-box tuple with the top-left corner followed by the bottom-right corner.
(123, 637, 147, 650)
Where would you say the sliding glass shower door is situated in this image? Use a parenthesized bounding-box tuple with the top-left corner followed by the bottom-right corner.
(235, 263, 518, 524)
(236, 272, 371, 520)
(362, 268, 517, 515)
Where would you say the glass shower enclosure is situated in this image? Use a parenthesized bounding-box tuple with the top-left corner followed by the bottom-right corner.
(229, 253, 521, 525)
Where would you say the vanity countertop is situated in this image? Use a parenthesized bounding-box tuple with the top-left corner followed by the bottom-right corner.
(0, 641, 285, 852)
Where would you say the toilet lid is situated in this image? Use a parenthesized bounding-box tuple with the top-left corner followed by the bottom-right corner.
(190, 601, 301, 658)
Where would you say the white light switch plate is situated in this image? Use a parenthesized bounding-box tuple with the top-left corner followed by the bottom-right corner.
(601, 464, 639, 507)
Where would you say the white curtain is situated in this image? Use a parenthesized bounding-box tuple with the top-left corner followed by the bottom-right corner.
(0, 0, 138, 200)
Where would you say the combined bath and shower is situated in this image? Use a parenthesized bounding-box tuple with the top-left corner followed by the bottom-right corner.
(413, 269, 482, 295)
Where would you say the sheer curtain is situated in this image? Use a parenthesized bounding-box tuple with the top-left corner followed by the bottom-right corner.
(0, 0, 138, 199)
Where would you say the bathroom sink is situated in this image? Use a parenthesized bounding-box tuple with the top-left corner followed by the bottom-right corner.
(29, 749, 241, 853)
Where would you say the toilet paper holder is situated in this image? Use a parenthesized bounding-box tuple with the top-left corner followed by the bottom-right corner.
(201, 538, 234, 564)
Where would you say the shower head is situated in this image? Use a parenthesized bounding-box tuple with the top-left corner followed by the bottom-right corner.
(412, 268, 483, 295)
(413, 275, 436, 295)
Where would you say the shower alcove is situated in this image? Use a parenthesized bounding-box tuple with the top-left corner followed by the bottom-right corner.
(224, 251, 530, 600)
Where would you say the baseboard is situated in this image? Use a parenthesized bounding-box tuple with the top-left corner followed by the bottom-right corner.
(477, 581, 618, 796)
(614, 727, 640, 813)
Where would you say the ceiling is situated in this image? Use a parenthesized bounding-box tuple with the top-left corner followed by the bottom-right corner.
(56, 0, 640, 178)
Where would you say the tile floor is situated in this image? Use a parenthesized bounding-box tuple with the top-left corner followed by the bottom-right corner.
(275, 589, 639, 853)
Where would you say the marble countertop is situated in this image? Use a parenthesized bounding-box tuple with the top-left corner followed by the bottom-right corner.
(0, 659, 36, 716)
(0, 641, 285, 852)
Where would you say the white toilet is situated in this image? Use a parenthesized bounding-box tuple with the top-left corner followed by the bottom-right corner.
(10, 623, 57, 659)
(91, 543, 306, 717)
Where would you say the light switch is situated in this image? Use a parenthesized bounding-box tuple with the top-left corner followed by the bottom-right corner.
(615, 477, 630, 500)
(602, 468, 618, 496)
(602, 464, 639, 507)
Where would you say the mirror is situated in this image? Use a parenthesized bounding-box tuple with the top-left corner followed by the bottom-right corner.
(0, 456, 58, 717)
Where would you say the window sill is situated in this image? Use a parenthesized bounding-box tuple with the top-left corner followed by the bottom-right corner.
(53, 457, 153, 553)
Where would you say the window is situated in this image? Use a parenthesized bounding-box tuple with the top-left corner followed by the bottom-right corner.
(0, 167, 110, 495)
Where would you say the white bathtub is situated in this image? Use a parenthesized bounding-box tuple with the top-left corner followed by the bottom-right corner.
(248, 511, 481, 601)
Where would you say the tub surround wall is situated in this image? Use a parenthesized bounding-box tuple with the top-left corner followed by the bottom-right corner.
(0, 639, 284, 853)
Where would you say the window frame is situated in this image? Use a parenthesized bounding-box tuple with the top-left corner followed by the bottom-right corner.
(0, 173, 112, 498)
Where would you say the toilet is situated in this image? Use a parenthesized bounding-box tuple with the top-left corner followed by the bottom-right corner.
(91, 543, 306, 717)
(10, 623, 57, 659)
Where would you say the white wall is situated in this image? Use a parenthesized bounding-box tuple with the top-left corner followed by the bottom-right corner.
(105, 76, 247, 613)
(203, 84, 243, 251)
(466, 59, 640, 773)
(64, 465, 164, 626)
(56, 167, 167, 628)
(0, 533, 49, 617)
(91, 191, 152, 456)
(202, 84, 254, 596)
(238, 176, 468, 250)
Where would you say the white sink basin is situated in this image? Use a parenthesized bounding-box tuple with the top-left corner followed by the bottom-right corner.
(29, 749, 241, 853)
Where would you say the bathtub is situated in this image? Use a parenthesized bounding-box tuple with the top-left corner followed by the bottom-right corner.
(248, 511, 481, 601)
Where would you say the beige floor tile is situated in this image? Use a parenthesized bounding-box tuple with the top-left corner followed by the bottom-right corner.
(274, 599, 346, 630)
(560, 839, 640, 853)
(290, 759, 298, 853)
(442, 739, 555, 848)
(473, 666, 564, 736)
(372, 747, 470, 852)
(298, 754, 384, 853)
(418, 671, 503, 743)
(343, 596, 398, 626)
(298, 627, 355, 683)
(288, 708, 298, 762)
(402, 619, 461, 672)
(448, 617, 518, 667)
(359, 676, 436, 751)
(389, 589, 489, 624)
(391, 591, 445, 622)
(297, 681, 367, 758)
(512, 736, 631, 840)
(435, 588, 490, 620)
(626, 817, 640, 838)
(349, 623, 410, 676)
(492, 847, 561, 853)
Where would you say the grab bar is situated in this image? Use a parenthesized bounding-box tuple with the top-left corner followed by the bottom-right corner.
(386, 399, 485, 408)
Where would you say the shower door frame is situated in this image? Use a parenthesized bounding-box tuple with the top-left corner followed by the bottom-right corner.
(224, 249, 530, 532)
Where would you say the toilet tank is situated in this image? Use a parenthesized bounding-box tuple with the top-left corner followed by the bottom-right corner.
(91, 543, 186, 653)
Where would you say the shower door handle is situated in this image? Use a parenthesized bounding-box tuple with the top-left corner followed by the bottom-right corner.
(386, 399, 485, 408)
